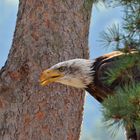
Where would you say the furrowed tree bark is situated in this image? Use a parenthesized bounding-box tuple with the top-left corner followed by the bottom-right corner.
(0, 0, 92, 140)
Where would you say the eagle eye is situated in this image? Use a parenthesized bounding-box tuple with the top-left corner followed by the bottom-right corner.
(58, 66, 66, 72)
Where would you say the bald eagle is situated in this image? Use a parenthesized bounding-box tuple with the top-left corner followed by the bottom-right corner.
(40, 50, 139, 139)
(40, 51, 132, 102)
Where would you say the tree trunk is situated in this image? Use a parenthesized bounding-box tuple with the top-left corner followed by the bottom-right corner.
(137, 132, 140, 140)
(0, 0, 92, 140)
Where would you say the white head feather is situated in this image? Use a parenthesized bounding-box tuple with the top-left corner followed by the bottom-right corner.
(49, 59, 94, 88)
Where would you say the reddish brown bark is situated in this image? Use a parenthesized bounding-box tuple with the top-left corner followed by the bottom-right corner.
(0, 0, 92, 139)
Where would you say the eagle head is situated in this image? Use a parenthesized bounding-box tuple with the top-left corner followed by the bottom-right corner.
(40, 59, 94, 88)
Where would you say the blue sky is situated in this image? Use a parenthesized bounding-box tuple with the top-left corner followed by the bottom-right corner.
(0, 1, 125, 140)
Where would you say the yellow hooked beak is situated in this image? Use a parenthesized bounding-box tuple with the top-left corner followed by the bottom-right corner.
(40, 69, 64, 86)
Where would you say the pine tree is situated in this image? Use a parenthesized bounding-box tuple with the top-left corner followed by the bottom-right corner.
(97, 0, 140, 140)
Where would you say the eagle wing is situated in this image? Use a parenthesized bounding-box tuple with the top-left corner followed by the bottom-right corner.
(86, 51, 139, 102)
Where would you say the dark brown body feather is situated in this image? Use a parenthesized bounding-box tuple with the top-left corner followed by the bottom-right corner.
(86, 51, 139, 102)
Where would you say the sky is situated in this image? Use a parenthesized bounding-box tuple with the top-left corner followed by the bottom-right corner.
(0, 0, 125, 140)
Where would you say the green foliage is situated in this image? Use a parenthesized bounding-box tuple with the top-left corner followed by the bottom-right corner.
(105, 0, 140, 6)
(85, 0, 140, 137)
(100, 0, 140, 52)
(97, 0, 140, 137)
(105, 53, 140, 85)
(102, 83, 140, 134)
(99, 24, 122, 49)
